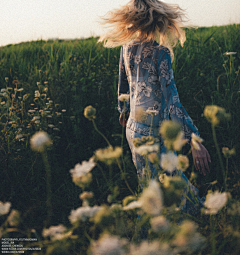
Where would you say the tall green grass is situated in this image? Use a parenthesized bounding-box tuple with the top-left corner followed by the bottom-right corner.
(0, 24, 239, 230)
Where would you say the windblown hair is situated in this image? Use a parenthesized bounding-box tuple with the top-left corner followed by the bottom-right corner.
(98, 0, 187, 57)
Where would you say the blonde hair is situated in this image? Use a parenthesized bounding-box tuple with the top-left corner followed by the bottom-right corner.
(98, 0, 187, 57)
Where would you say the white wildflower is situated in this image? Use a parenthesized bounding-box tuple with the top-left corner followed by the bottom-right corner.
(70, 158, 95, 179)
(139, 180, 163, 216)
(160, 152, 178, 173)
(90, 233, 127, 255)
(135, 144, 159, 156)
(48, 124, 54, 128)
(0, 201, 11, 216)
(30, 131, 52, 152)
(32, 116, 40, 121)
(42, 224, 70, 241)
(159, 173, 167, 183)
(177, 155, 189, 171)
(172, 131, 188, 151)
(151, 215, 170, 233)
(204, 190, 228, 214)
(123, 201, 142, 211)
(16, 134, 23, 140)
(69, 205, 101, 223)
(34, 90, 40, 97)
(18, 88, 24, 91)
(1, 88, 6, 92)
(172, 220, 206, 254)
(7, 210, 20, 226)
(28, 109, 36, 113)
(95, 146, 122, 165)
(118, 94, 130, 102)
(146, 109, 159, 115)
(224, 52, 237, 55)
(62, 109, 66, 112)
(69, 158, 95, 187)
(129, 241, 170, 255)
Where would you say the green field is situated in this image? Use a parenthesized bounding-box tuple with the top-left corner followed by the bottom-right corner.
(0, 24, 240, 254)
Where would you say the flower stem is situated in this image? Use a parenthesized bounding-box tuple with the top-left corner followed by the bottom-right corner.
(41, 150, 52, 227)
(211, 215, 216, 255)
(225, 158, 228, 191)
(117, 159, 135, 196)
(92, 119, 111, 147)
(121, 102, 125, 149)
(149, 115, 153, 136)
(211, 124, 225, 190)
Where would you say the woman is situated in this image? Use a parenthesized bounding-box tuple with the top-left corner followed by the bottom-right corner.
(98, 0, 211, 215)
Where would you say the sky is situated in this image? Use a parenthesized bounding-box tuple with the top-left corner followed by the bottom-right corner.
(0, 0, 239, 47)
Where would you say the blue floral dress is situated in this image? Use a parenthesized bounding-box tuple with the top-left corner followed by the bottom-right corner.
(118, 40, 205, 215)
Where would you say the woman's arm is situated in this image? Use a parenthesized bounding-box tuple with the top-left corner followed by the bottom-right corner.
(118, 46, 130, 126)
(158, 49, 211, 174)
(158, 49, 199, 142)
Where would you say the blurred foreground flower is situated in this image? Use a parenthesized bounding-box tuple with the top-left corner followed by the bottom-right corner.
(222, 147, 236, 158)
(224, 52, 237, 55)
(7, 210, 20, 226)
(123, 201, 142, 211)
(159, 120, 187, 151)
(172, 220, 206, 254)
(69, 158, 95, 188)
(30, 131, 52, 152)
(150, 215, 170, 233)
(204, 190, 228, 214)
(69, 205, 102, 223)
(204, 105, 231, 126)
(129, 241, 170, 255)
(42, 224, 71, 241)
(80, 191, 94, 207)
(118, 94, 130, 102)
(0, 201, 11, 216)
(34, 90, 40, 98)
(139, 180, 163, 216)
(84, 105, 96, 120)
(95, 146, 122, 165)
(160, 152, 178, 173)
(90, 233, 127, 255)
(177, 155, 189, 171)
(123, 180, 163, 216)
(146, 109, 159, 115)
(133, 136, 155, 147)
(135, 143, 159, 156)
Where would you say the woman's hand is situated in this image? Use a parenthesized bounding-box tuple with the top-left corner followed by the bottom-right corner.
(191, 141, 211, 176)
(119, 112, 129, 127)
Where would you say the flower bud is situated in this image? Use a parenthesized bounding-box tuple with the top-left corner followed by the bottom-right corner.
(222, 147, 236, 158)
(160, 120, 181, 140)
(204, 105, 231, 126)
(30, 131, 52, 152)
(84, 105, 96, 120)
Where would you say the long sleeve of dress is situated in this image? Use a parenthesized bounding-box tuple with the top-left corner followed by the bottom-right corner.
(158, 49, 200, 142)
(118, 46, 130, 114)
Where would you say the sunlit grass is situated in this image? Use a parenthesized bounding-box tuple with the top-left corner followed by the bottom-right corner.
(0, 23, 239, 254)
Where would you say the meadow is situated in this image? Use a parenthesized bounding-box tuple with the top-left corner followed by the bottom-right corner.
(0, 23, 240, 254)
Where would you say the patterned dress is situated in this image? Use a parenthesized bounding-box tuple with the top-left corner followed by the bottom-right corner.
(118, 40, 205, 215)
